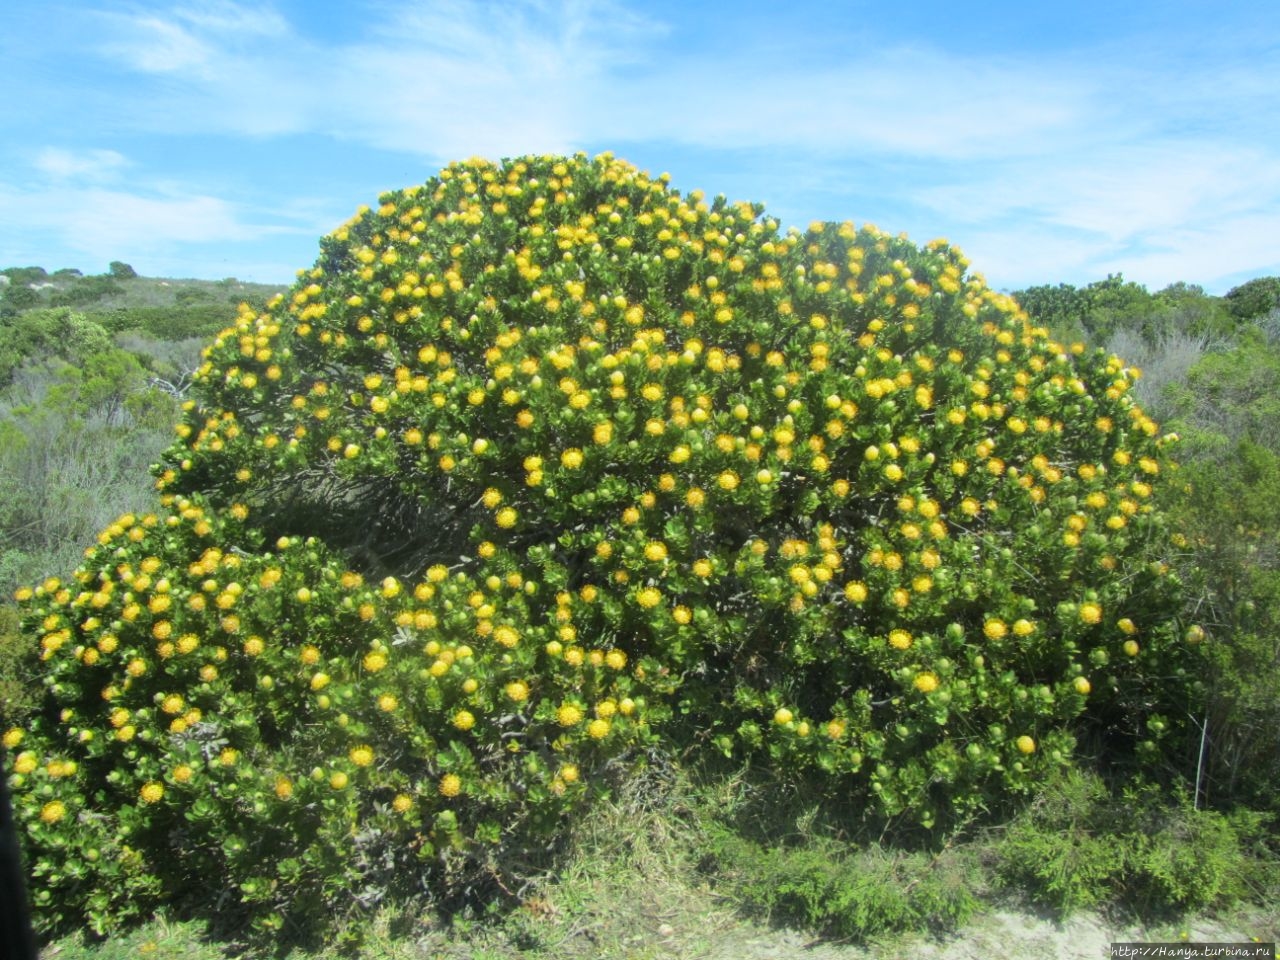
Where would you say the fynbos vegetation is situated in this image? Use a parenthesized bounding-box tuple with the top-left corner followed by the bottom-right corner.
(2, 154, 1277, 954)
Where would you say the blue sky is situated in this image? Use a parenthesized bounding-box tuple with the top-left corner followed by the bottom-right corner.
(2, 0, 1277, 294)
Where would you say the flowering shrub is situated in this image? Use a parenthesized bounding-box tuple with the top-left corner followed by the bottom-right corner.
(6, 153, 1206, 935)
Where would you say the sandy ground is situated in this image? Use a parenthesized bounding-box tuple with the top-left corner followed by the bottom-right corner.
(624, 903, 1276, 960)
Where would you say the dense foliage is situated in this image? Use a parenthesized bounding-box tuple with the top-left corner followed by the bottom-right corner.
(2, 153, 1219, 940)
(1010, 275, 1236, 348)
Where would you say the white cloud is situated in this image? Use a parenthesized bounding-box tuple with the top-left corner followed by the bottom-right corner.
(95, 1, 287, 79)
(63, 189, 257, 250)
(18, 0, 1278, 290)
(919, 143, 1272, 233)
(0, 147, 321, 277)
(589, 50, 1093, 162)
(171, 1, 287, 37)
(911, 140, 1280, 290)
(942, 206, 1280, 296)
(88, 2, 1091, 163)
(1098, 211, 1280, 293)
(0, 182, 253, 260)
(103, 14, 213, 74)
(34, 147, 129, 182)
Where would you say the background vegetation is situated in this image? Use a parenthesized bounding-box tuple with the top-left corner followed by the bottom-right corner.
(1, 222, 1278, 959)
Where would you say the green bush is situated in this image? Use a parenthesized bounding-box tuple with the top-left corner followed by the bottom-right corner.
(0, 604, 40, 729)
(704, 826, 982, 941)
(1, 266, 49, 285)
(5, 153, 1207, 941)
(1158, 330, 1280, 811)
(0, 308, 114, 385)
(49, 276, 124, 308)
(0, 348, 180, 603)
(995, 770, 1268, 917)
(1014, 276, 1234, 349)
(1225, 276, 1280, 322)
(87, 304, 238, 340)
(0, 283, 40, 315)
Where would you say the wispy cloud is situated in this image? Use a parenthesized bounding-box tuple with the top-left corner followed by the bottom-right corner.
(34, 147, 130, 182)
(100, 14, 214, 74)
(913, 140, 1280, 287)
(169, 0, 287, 37)
(0, 147, 322, 280)
(84, 2, 1089, 161)
(97, 0, 288, 75)
(3, 0, 1275, 290)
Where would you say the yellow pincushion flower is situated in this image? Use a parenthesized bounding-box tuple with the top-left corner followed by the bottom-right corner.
(888, 629, 913, 650)
(587, 718, 611, 739)
(644, 541, 668, 562)
(439, 774, 462, 797)
(349, 745, 375, 767)
(139, 781, 165, 804)
(914, 672, 939, 694)
(1079, 602, 1103, 625)
(556, 703, 584, 727)
(40, 800, 67, 824)
(983, 619, 1008, 640)
(636, 586, 662, 608)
